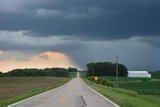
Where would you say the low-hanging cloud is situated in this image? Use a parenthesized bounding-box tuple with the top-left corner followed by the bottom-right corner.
(0, 0, 160, 71)
(0, 0, 160, 40)
(0, 30, 86, 51)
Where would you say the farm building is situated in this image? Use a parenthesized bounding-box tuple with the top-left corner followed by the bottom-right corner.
(128, 71, 151, 78)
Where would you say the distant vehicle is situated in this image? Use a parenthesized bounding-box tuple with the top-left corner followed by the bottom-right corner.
(128, 71, 151, 78)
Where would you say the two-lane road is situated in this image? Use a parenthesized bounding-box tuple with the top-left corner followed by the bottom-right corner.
(9, 73, 118, 107)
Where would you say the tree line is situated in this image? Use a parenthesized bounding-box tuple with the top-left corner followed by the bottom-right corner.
(86, 62, 128, 76)
(150, 71, 160, 79)
(0, 68, 70, 77)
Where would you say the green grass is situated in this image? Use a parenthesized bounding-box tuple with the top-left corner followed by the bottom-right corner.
(79, 71, 87, 78)
(88, 76, 160, 95)
(0, 77, 70, 107)
(83, 78, 160, 107)
(99, 76, 153, 82)
(69, 72, 77, 78)
(119, 81, 160, 95)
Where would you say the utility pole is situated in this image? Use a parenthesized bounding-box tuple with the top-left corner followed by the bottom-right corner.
(116, 55, 119, 87)
(92, 67, 94, 76)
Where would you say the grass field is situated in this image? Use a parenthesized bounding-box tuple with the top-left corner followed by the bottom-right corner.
(119, 80, 160, 95)
(0, 77, 70, 107)
(83, 78, 160, 107)
(100, 76, 152, 82)
(80, 71, 160, 107)
(87, 76, 160, 95)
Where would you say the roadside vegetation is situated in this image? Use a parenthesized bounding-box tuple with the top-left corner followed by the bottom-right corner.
(80, 61, 160, 107)
(150, 71, 160, 79)
(87, 76, 160, 95)
(83, 78, 160, 107)
(0, 68, 70, 77)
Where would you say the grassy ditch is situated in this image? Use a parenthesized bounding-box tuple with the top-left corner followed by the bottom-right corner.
(83, 78, 160, 107)
(0, 77, 70, 107)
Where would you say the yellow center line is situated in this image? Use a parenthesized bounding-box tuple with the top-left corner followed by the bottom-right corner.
(60, 79, 78, 103)
(61, 96, 67, 103)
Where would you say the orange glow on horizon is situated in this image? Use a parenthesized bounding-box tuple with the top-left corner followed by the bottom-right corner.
(0, 51, 4, 55)
(0, 51, 77, 72)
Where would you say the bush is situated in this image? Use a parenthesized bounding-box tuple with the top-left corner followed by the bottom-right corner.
(105, 81, 115, 87)
(87, 77, 116, 88)
(141, 78, 149, 82)
(101, 80, 106, 85)
(151, 71, 160, 79)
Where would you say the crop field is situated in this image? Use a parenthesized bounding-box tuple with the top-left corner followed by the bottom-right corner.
(99, 76, 152, 83)
(80, 71, 160, 107)
(0, 77, 70, 107)
(119, 80, 160, 95)
(83, 78, 160, 107)
(87, 76, 160, 95)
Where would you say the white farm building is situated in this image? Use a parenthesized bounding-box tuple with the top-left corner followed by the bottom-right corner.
(128, 71, 151, 78)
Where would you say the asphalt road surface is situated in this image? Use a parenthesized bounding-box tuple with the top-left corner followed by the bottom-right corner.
(9, 73, 117, 107)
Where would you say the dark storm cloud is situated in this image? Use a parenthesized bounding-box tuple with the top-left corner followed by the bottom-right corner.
(0, 0, 160, 40)
(1, 0, 160, 71)
(137, 36, 160, 48)
(0, 39, 86, 52)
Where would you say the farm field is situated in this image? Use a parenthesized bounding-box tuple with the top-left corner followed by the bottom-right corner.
(80, 71, 160, 107)
(0, 77, 70, 107)
(99, 76, 152, 82)
(88, 76, 160, 95)
(83, 78, 160, 107)
(119, 80, 160, 95)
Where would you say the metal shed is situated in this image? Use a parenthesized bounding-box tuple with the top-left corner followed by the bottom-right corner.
(128, 71, 151, 78)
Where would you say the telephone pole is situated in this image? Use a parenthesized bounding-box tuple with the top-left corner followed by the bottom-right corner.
(92, 67, 94, 76)
(116, 55, 119, 87)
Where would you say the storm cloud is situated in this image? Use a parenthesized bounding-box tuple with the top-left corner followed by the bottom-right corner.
(0, 0, 160, 40)
(0, 0, 160, 71)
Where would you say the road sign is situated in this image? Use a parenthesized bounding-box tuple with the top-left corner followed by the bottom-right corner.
(94, 76, 99, 81)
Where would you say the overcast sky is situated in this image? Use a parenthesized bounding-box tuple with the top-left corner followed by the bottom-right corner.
(0, 0, 160, 72)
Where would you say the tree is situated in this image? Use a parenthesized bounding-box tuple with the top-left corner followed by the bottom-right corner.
(150, 71, 160, 79)
(116, 64, 128, 76)
(68, 67, 77, 72)
(3, 68, 69, 77)
(86, 62, 128, 77)
(0, 71, 3, 77)
(86, 62, 95, 76)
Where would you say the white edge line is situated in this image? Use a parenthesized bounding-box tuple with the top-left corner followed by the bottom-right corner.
(8, 79, 73, 107)
(81, 78, 120, 107)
